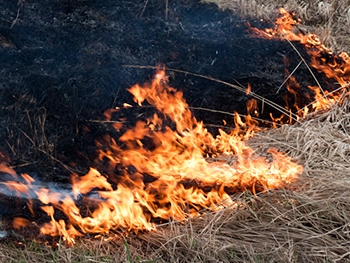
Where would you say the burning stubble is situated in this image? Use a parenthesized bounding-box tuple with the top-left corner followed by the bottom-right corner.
(1, 8, 350, 246)
(0, 68, 303, 245)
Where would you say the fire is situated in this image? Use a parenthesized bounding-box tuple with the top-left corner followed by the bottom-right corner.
(248, 8, 350, 115)
(0, 68, 302, 245)
(8, 8, 350, 245)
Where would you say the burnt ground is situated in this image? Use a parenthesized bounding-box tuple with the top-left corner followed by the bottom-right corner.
(0, 0, 341, 234)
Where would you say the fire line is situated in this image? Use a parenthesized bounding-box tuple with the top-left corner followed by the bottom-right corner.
(1, 68, 302, 245)
(2, 8, 349, 246)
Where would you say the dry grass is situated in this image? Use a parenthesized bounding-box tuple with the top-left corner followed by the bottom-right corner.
(3, 97, 350, 263)
(2, 1, 350, 262)
(203, 0, 350, 52)
(137, 98, 350, 262)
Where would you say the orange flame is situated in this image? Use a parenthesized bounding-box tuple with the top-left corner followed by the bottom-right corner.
(248, 8, 349, 113)
(1, 69, 302, 245)
(9, 10, 345, 244)
(9, 9, 349, 244)
(40, 69, 301, 244)
(13, 217, 30, 229)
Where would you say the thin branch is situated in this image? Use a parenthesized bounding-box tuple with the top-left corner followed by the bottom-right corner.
(123, 64, 299, 122)
(38, 149, 84, 174)
(276, 60, 303, 94)
(285, 38, 325, 96)
(139, 0, 149, 18)
(297, 84, 348, 115)
(165, 0, 169, 21)
(88, 120, 125, 124)
(189, 106, 282, 127)
(10, 0, 24, 28)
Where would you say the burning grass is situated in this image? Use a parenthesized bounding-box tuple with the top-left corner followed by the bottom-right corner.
(1, 100, 350, 262)
(2, 82, 350, 261)
(1, 1, 350, 262)
(204, 0, 350, 53)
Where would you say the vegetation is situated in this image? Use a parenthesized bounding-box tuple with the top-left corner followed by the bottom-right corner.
(2, 0, 350, 262)
(3, 99, 350, 262)
(204, 0, 350, 52)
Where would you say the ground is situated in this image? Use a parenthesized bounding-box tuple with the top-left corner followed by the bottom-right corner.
(0, 0, 336, 177)
(0, 0, 349, 262)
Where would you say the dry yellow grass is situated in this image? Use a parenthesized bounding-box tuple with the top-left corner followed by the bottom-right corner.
(137, 97, 350, 262)
(3, 95, 350, 262)
(204, 0, 350, 52)
(3, 98, 350, 262)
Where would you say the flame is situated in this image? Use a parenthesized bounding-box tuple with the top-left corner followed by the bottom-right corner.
(248, 8, 349, 114)
(0, 68, 302, 245)
(0, 163, 17, 177)
(246, 83, 251, 95)
(9, 10, 347, 244)
(6, 6, 350, 245)
(4, 9, 348, 245)
(13, 217, 30, 229)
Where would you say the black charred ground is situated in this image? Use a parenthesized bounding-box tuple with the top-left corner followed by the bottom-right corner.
(0, 1, 338, 215)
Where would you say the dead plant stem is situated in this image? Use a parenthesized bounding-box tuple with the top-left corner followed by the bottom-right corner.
(286, 39, 325, 96)
(276, 60, 303, 94)
(140, 0, 149, 18)
(123, 64, 299, 122)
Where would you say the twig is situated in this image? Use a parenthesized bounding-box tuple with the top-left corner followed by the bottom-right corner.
(11, 161, 39, 169)
(276, 60, 303, 94)
(38, 149, 83, 174)
(89, 105, 282, 128)
(285, 38, 325, 96)
(297, 84, 348, 115)
(140, 0, 149, 18)
(88, 120, 125, 124)
(10, 0, 24, 28)
(189, 106, 282, 127)
(5, 140, 16, 156)
(165, 0, 169, 21)
(123, 64, 299, 122)
(20, 129, 35, 147)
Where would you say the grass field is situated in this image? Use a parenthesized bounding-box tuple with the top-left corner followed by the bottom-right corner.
(204, 0, 350, 52)
(2, 1, 350, 262)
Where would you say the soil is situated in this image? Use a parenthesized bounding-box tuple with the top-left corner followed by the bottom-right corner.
(0, 0, 340, 236)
